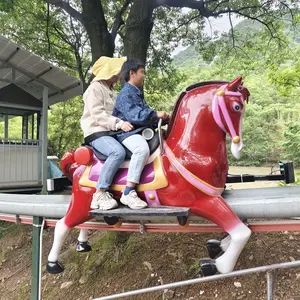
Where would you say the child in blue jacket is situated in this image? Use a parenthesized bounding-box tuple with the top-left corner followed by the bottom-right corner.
(113, 58, 169, 209)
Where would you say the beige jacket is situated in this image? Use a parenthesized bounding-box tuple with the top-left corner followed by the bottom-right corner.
(80, 81, 124, 138)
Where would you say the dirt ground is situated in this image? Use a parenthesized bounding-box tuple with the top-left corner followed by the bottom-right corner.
(1, 166, 300, 300)
(1, 226, 300, 300)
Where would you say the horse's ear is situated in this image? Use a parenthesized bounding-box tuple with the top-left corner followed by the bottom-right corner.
(227, 76, 243, 91)
(242, 87, 250, 103)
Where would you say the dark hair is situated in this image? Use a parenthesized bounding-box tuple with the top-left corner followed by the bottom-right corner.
(121, 58, 145, 82)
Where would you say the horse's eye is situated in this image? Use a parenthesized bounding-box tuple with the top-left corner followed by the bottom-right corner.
(234, 104, 240, 111)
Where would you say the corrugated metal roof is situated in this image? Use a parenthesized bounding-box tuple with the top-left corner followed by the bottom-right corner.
(0, 35, 82, 106)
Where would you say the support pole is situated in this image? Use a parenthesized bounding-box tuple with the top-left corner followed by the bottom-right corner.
(31, 114, 35, 139)
(267, 271, 275, 300)
(22, 115, 28, 139)
(4, 115, 8, 138)
(41, 86, 48, 194)
(37, 112, 41, 140)
(31, 216, 43, 300)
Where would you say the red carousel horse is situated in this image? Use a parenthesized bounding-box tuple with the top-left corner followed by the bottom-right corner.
(47, 76, 251, 276)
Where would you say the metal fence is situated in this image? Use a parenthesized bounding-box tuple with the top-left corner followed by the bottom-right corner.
(0, 138, 41, 188)
(95, 260, 300, 300)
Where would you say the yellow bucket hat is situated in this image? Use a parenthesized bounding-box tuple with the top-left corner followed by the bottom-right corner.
(92, 56, 127, 81)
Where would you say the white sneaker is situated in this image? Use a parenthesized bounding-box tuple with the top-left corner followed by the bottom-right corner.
(120, 190, 148, 210)
(90, 191, 118, 210)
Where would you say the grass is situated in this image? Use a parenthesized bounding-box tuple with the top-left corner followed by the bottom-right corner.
(65, 231, 136, 277)
(15, 280, 30, 300)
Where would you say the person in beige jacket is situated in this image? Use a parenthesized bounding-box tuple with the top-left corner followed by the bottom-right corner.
(80, 56, 145, 210)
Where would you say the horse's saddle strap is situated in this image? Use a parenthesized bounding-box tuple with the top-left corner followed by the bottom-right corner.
(84, 130, 122, 145)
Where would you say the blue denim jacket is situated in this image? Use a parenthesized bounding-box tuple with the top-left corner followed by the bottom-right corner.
(112, 83, 159, 142)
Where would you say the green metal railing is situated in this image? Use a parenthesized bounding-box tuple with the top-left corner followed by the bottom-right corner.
(31, 216, 44, 300)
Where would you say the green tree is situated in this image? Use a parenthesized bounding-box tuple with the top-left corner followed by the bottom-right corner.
(174, 18, 300, 166)
(48, 97, 83, 157)
(1, 0, 297, 87)
(282, 122, 300, 165)
(1, 1, 299, 162)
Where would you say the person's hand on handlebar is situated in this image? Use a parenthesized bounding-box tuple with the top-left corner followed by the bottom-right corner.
(157, 111, 169, 120)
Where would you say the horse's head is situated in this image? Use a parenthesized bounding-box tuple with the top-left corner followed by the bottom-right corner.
(212, 76, 250, 159)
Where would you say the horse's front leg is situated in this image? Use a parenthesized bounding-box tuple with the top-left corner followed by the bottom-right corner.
(192, 196, 251, 275)
(206, 235, 231, 259)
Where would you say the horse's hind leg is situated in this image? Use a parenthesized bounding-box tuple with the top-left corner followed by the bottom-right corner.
(66, 178, 95, 253)
(76, 229, 92, 253)
(47, 217, 70, 274)
(192, 196, 251, 275)
(47, 182, 94, 274)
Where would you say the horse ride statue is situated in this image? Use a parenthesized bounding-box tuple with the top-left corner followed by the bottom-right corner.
(47, 76, 251, 276)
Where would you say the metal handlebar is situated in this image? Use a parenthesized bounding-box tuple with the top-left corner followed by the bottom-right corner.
(158, 118, 164, 154)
